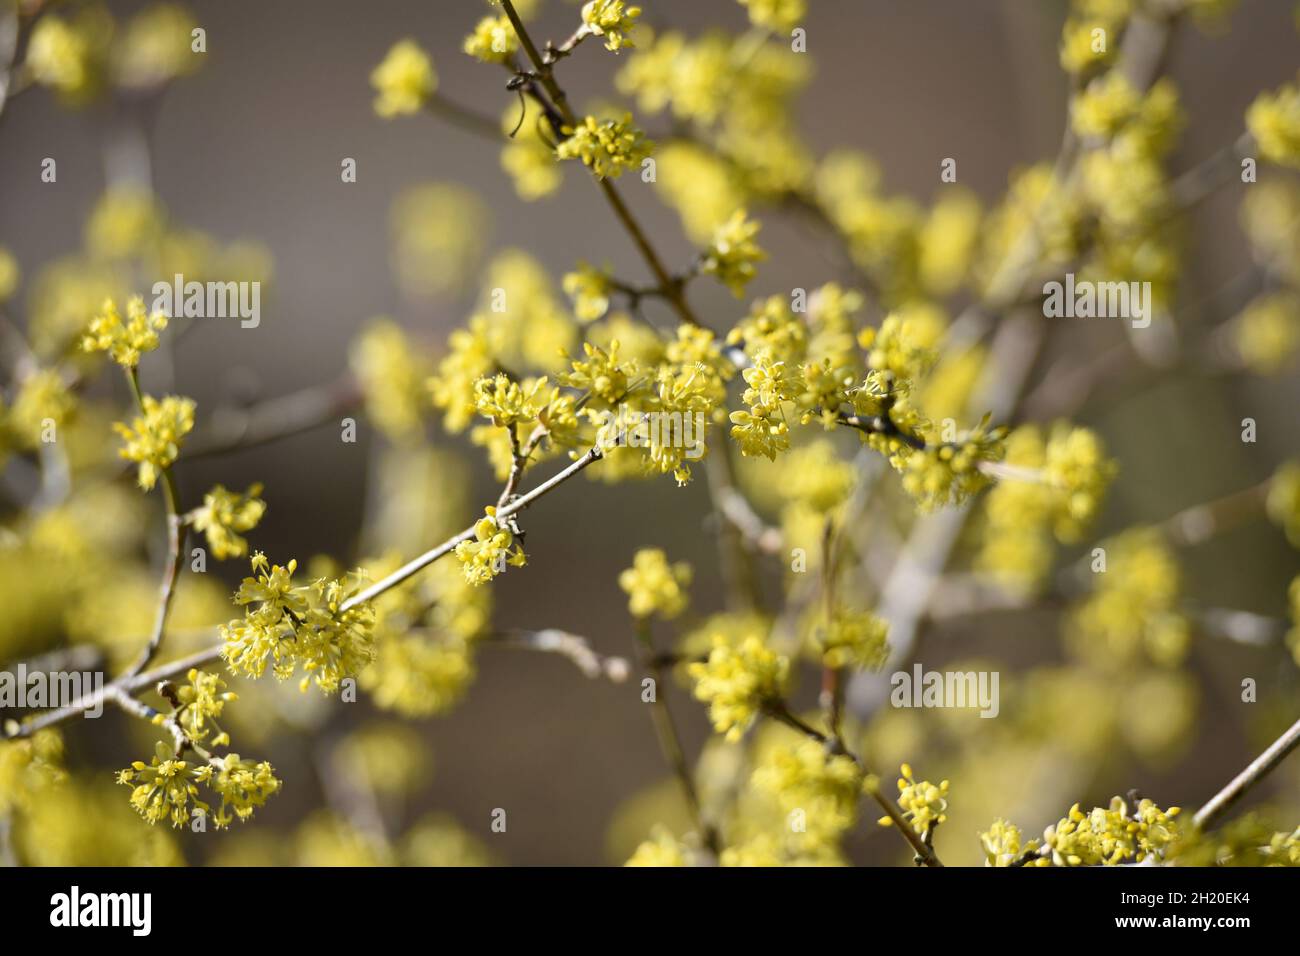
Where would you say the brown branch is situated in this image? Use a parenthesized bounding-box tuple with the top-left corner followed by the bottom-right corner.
(1194, 715, 1300, 831)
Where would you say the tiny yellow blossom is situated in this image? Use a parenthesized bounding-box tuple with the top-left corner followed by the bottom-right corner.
(581, 1, 642, 53)
(464, 16, 518, 64)
(190, 484, 267, 560)
(454, 507, 527, 585)
(113, 394, 195, 490)
(556, 114, 654, 179)
(371, 39, 437, 118)
(688, 635, 789, 741)
(0, 247, 19, 303)
(82, 296, 168, 367)
(878, 763, 949, 837)
(1247, 75, 1300, 168)
(701, 210, 766, 297)
(618, 548, 692, 619)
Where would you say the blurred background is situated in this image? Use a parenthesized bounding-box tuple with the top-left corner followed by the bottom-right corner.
(1, 0, 1298, 865)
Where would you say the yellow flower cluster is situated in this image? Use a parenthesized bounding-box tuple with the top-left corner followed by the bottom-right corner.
(0, 246, 18, 302)
(117, 739, 281, 830)
(752, 736, 862, 840)
(619, 548, 691, 619)
(472, 373, 553, 427)
(563, 262, 614, 322)
(0, 731, 65, 816)
(463, 15, 518, 64)
(978, 424, 1117, 591)
(117, 743, 206, 829)
(1234, 291, 1300, 375)
(1043, 796, 1182, 866)
(501, 96, 565, 200)
(1067, 528, 1189, 667)
(879, 763, 948, 837)
(350, 320, 434, 440)
(816, 607, 890, 671)
(26, 8, 110, 105)
(371, 39, 436, 118)
(454, 507, 527, 585)
(1170, 813, 1300, 867)
(1267, 459, 1300, 548)
(689, 636, 789, 741)
(82, 295, 168, 367)
(898, 416, 1008, 512)
(1247, 74, 1300, 169)
(736, 0, 806, 32)
(112, 394, 195, 490)
(190, 483, 266, 560)
(980, 818, 1044, 867)
(220, 553, 377, 693)
(170, 668, 237, 747)
(701, 209, 766, 297)
(555, 114, 654, 179)
(581, 1, 642, 52)
(4, 369, 76, 451)
(359, 556, 488, 717)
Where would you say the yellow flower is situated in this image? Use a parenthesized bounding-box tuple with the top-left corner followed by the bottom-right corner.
(1268, 459, 1300, 548)
(878, 763, 948, 837)
(26, 9, 109, 105)
(1247, 74, 1300, 168)
(208, 754, 281, 828)
(0, 246, 19, 303)
(454, 507, 527, 585)
(350, 319, 433, 439)
(463, 15, 517, 64)
(737, 0, 806, 33)
(221, 553, 377, 693)
(190, 484, 267, 560)
(581, 1, 642, 52)
(817, 608, 890, 671)
(625, 826, 689, 866)
(701, 210, 766, 297)
(1234, 291, 1300, 375)
(1044, 796, 1181, 866)
(556, 114, 654, 179)
(118, 742, 206, 829)
(113, 394, 195, 490)
(472, 373, 552, 427)
(113, 3, 203, 90)
(371, 39, 436, 117)
(688, 635, 789, 741)
(563, 262, 614, 322)
(618, 548, 691, 619)
(82, 295, 168, 367)
(980, 819, 1043, 867)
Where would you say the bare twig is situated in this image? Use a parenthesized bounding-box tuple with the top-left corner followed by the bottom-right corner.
(1194, 715, 1300, 831)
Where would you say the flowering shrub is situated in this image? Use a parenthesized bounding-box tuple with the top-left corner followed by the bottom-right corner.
(0, 0, 1298, 870)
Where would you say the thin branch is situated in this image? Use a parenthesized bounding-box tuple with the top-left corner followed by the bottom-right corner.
(1194, 715, 1300, 831)
(765, 702, 944, 868)
(632, 619, 722, 856)
(485, 628, 630, 682)
(185, 374, 361, 459)
(499, 0, 706, 330)
(123, 368, 188, 679)
(341, 439, 607, 611)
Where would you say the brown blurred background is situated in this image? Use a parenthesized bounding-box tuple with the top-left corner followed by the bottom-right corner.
(2, 0, 1298, 864)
